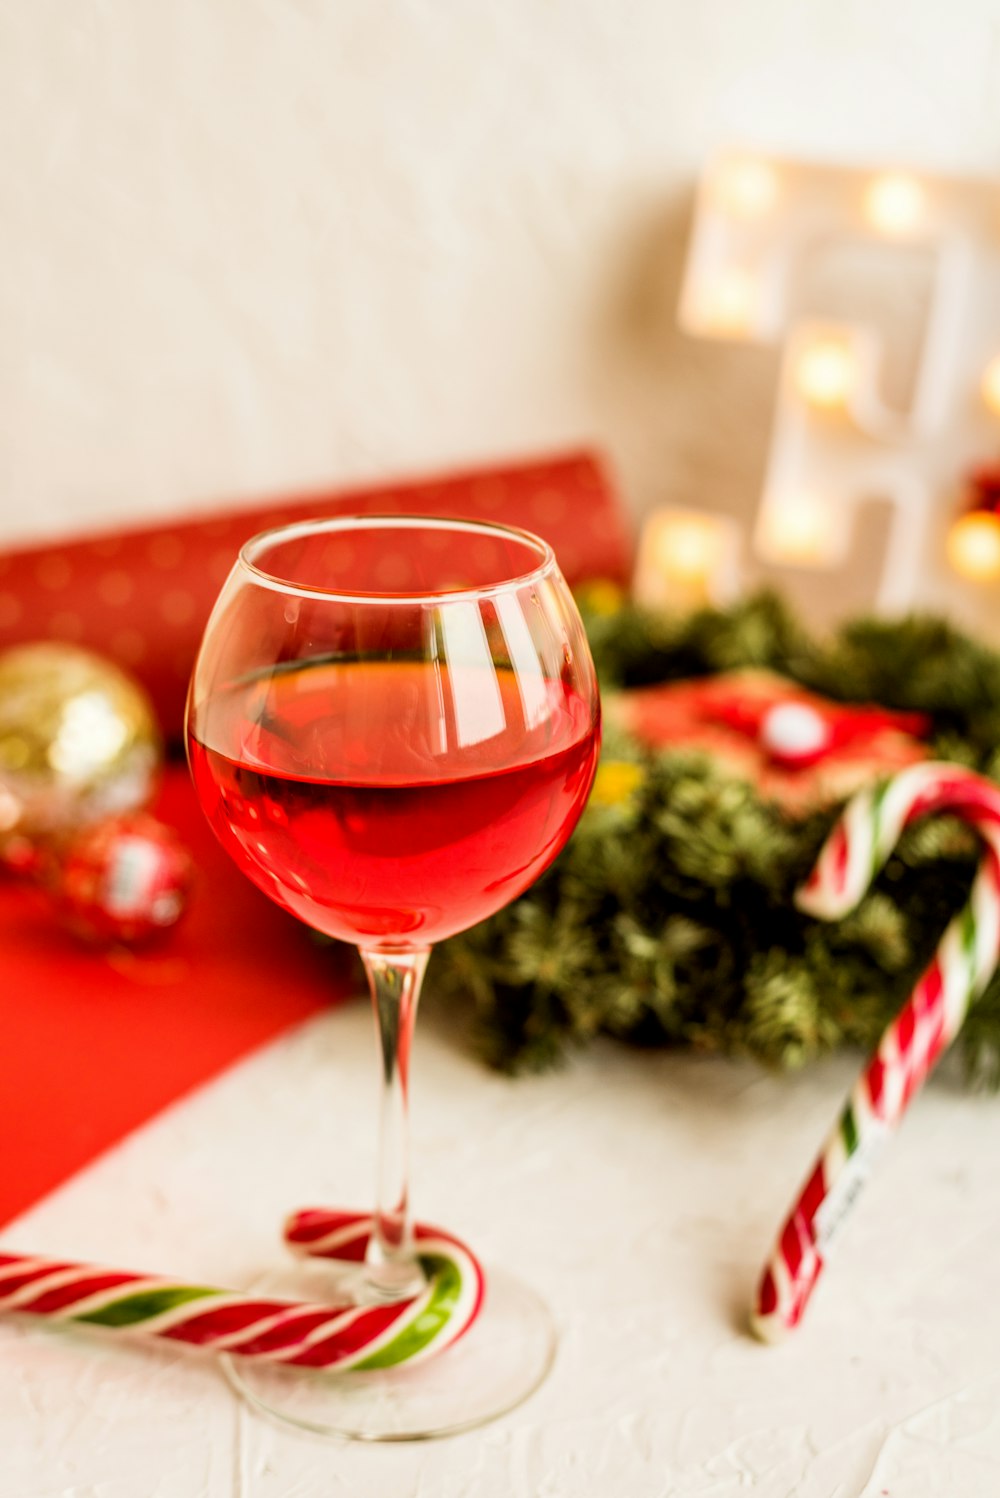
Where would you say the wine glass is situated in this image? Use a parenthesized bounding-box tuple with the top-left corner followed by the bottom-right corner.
(186, 514, 601, 1439)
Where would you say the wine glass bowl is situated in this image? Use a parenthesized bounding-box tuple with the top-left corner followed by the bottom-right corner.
(186, 515, 601, 1438)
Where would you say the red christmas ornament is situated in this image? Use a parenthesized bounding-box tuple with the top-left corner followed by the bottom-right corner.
(54, 813, 193, 946)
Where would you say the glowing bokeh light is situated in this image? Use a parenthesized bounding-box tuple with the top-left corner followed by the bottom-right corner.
(864, 172, 927, 237)
(697, 268, 759, 336)
(712, 158, 780, 218)
(794, 339, 857, 410)
(758, 493, 839, 566)
(946, 509, 1000, 582)
(980, 355, 1000, 416)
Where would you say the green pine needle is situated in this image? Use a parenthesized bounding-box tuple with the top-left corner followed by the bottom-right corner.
(435, 591, 1000, 1084)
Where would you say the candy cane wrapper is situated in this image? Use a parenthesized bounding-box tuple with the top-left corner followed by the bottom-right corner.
(752, 763, 1000, 1342)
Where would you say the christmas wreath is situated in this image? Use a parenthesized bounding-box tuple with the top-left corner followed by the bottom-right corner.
(435, 589, 1000, 1084)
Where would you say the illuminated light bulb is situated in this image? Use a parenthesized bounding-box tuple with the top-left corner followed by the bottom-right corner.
(698, 268, 759, 336)
(981, 356, 1000, 416)
(946, 509, 1000, 581)
(757, 493, 838, 566)
(794, 340, 856, 410)
(655, 516, 722, 584)
(632, 507, 739, 611)
(864, 172, 926, 236)
(713, 157, 780, 218)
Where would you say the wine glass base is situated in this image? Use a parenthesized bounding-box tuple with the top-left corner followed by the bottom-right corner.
(222, 1262, 556, 1442)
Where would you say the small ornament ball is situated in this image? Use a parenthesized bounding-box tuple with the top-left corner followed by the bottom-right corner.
(0, 642, 161, 858)
(759, 702, 832, 768)
(54, 813, 193, 946)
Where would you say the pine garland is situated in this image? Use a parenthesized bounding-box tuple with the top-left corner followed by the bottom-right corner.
(435, 591, 1000, 1084)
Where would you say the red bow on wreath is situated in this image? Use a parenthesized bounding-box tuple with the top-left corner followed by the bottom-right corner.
(613, 670, 931, 813)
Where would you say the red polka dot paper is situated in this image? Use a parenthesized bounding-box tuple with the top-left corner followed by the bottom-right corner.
(0, 451, 629, 741)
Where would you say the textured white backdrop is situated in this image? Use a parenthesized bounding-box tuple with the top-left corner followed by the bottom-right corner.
(1, 0, 999, 552)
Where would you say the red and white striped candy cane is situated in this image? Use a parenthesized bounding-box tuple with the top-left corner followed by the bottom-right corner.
(0, 1212, 485, 1372)
(752, 762, 1000, 1342)
(283, 1208, 485, 1364)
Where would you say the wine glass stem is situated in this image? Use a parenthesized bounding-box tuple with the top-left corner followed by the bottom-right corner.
(359, 946, 431, 1302)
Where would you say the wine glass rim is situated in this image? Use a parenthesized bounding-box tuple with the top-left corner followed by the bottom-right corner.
(238, 513, 559, 603)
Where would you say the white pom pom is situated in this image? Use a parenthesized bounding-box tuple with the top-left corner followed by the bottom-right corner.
(760, 702, 831, 765)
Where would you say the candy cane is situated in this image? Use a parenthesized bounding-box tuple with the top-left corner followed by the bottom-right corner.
(283, 1208, 485, 1364)
(752, 762, 1000, 1343)
(0, 1212, 484, 1372)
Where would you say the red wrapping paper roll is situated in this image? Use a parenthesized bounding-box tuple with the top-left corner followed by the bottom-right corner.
(0, 451, 628, 742)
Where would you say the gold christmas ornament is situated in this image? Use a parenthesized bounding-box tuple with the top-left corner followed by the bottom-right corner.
(0, 643, 162, 853)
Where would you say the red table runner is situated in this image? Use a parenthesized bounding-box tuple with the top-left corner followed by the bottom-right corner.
(0, 766, 347, 1227)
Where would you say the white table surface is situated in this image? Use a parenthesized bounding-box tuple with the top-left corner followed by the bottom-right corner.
(4, 994, 1000, 1497)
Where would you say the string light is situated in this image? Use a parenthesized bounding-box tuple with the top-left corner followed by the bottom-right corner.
(864, 172, 926, 237)
(794, 339, 856, 410)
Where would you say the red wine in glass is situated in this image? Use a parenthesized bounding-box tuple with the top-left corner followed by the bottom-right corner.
(189, 659, 598, 947)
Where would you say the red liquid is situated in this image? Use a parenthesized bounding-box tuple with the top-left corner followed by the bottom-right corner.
(188, 659, 599, 948)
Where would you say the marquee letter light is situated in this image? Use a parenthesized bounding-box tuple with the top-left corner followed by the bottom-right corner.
(679, 153, 1000, 613)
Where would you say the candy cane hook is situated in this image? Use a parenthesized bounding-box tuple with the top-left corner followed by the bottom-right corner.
(752, 762, 1000, 1342)
(0, 1211, 485, 1371)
